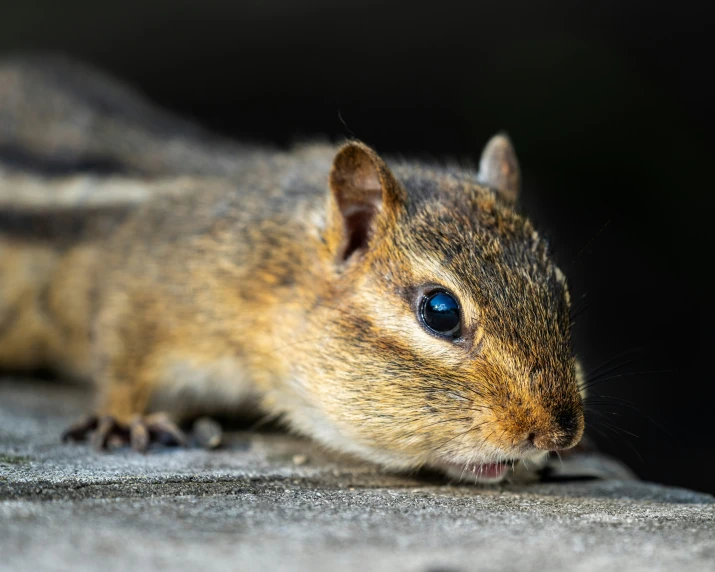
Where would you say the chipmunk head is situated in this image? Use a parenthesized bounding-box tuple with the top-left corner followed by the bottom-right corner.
(298, 135, 584, 482)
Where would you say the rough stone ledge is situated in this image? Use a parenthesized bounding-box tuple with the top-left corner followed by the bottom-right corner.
(1, 378, 713, 572)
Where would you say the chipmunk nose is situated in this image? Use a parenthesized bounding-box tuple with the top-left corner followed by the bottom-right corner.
(527, 410, 584, 451)
(528, 431, 576, 451)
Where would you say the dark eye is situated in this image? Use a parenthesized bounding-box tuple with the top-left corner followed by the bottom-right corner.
(419, 290, 462, 338)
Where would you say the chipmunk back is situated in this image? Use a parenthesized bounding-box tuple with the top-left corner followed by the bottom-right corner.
(0, 57, 584, 482)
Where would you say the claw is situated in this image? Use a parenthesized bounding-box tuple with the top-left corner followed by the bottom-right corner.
(129, 417, 150, 453)
(145, 413, 187, 447)
(91, 416, 125, 450)
(61, 415, 99, 442)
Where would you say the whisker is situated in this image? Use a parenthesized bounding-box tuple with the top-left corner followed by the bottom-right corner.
(554, 449, 563, 470)
(585, 411, 640, 439)
(587, 414, 645, 464)
(582, 359, 638, 388)
(569, 302, 592, 321)
(584, 394, 673, 436)
(572, 218, 611, 262)
(584, 346, 646, 379)
(580, 369, 672, 393)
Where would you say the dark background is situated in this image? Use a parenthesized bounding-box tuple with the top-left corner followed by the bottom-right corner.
(1, 1, 713, 493)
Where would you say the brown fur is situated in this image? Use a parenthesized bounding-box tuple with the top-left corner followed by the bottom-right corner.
(0, 58, 584, 480)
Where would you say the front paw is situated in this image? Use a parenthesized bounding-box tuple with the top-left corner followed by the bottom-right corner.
(62, 412, 186, 453)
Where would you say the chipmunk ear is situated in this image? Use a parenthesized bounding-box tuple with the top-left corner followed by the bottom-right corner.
(477, 133, 521, 203)
(327, 141, 405, 260)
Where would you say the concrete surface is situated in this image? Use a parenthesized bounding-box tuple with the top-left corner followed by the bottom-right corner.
(0, 378, 713, 572)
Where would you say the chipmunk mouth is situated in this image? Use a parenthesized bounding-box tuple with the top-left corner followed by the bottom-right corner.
(437, 460, 513, 483)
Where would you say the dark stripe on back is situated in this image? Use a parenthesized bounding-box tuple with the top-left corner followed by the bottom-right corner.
(0, 145, 131, 177)
(0, 205, 132, 245)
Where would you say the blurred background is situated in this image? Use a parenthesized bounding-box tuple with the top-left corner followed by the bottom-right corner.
(1, 1, 713, 493)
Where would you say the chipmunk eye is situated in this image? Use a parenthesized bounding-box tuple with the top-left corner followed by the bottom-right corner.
(419, 290, 462, 339)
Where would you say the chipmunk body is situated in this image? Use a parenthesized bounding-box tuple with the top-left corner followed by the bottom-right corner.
(0, 57, 584, 482)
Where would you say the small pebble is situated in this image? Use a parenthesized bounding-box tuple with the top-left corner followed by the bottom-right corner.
(107, 435, 125, 449)
(192, 417, 223, 449)
(292, 454, 308, 466)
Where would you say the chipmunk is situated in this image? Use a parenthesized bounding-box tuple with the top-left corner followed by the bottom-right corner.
(0, 56, 584, 483)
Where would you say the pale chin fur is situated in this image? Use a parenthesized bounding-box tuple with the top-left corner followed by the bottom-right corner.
(431, 451, 550, 484)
